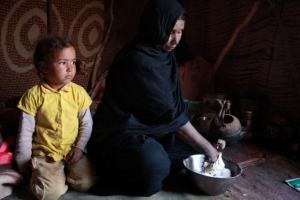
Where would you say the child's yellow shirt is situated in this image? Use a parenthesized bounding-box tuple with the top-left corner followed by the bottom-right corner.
(17, 81, 92, 161)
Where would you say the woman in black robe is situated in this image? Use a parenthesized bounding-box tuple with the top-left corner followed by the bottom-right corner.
(88, 0, 219, 196)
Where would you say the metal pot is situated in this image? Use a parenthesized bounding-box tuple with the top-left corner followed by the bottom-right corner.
(183, 154, 242, 195)
(210, 114, 241, 146)
(209, 100, 241, 146)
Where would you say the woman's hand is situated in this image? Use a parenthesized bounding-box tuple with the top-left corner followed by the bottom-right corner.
(176, 121, 219, 162)
(205, 145, 219, 163)
(66, 147, 83, 165)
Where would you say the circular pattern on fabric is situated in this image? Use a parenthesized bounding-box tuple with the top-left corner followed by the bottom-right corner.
(1, 0, 63, 73)
(0, 0, 105, 101)
(68, 1, 104, 68)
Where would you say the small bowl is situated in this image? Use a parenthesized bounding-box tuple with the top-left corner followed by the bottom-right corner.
(203, 113, 217, 119)
(197, 116, 212, 131)
(183, 154, 242, 195)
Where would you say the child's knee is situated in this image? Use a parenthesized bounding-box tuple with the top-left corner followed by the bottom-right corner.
(30, 157, 68, 199)
(67, 156, 99, 192)
(31, 177, 68, 200)
(67, 175, 98, 192)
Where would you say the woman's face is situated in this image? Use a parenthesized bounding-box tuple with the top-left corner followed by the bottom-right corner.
(159, 19, 185, 52)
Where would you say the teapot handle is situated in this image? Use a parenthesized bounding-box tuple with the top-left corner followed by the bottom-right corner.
(217, 100, 227, 128)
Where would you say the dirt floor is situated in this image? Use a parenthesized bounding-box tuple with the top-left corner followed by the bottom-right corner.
(9, 136, 300, 200)
(220, 137, 300, 200)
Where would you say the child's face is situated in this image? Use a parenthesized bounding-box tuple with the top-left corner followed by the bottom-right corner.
(42, 46, 76, 91)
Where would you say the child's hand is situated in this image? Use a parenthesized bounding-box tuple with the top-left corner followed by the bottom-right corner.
(66, 147, 83, 165)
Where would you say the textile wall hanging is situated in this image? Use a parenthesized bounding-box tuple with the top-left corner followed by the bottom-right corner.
(182, 0, 300, 120)
(0, 0, 105, 101)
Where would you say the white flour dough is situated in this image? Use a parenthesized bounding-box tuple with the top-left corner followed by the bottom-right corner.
(201, 153, 231, 178)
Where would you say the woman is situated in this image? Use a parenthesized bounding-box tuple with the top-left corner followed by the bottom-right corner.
(88, 0, 218, 196)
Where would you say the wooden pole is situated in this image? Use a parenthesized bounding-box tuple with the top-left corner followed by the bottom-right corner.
(47, 0, 52, 35)
(91, 0, 115, 88)
(212, 1, 260, 73)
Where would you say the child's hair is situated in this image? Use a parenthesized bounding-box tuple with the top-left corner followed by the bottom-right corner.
(33, 35, 87, 79)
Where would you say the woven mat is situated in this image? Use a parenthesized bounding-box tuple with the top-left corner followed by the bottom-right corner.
(233, 156, 265, 169)
(222, 141, 265, 169)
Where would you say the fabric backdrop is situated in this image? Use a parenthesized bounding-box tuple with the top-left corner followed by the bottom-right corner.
(0, 0, 105, 101)
(181, 0, 300, 121)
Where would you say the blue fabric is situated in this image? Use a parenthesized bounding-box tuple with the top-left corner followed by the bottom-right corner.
(91, 134, 198, 196)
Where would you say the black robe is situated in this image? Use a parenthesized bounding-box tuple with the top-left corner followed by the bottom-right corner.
(88, 0, 188, 156)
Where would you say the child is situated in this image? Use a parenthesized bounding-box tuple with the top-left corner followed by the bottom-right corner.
(14, 35, 98, 200)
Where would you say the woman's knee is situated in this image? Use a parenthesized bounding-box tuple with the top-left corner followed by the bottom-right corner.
(114, 136, 171, 196)
(122, 136, 170, 178)
(138, 146, 171, 179)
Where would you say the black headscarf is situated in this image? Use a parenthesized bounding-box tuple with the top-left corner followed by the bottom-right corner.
(91, 0, 188, 139)
(137, 0, 187, 45)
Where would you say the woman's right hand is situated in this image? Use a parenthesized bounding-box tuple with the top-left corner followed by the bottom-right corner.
(204, 146, 219, 163)
(176, 121, 219, 162)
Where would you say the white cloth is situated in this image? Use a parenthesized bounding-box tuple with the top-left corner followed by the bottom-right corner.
(0, 169, 23, 199)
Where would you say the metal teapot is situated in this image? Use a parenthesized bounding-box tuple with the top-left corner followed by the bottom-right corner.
(210, 100, 241, 146)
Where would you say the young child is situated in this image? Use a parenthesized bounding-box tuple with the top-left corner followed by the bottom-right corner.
(14, 35, 98, 200)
